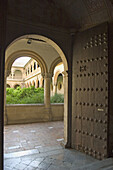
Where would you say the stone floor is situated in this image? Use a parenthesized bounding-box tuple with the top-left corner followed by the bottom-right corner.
(4, 121, 64, 154)
(4, 121, 97, 170)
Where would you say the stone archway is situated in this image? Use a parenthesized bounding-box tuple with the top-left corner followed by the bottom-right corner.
(5, 50, 48, 78)
(6, 84, 10, 88)
(7, 35, 68, 73)
(49, 57, 62, 75)
(49, 57, 68, 143)
(4, 50, 48, 125)
(52, 70, 63, 95)
(57, 73, 63, 92)
(5, 34, 69, 146)
(14, 84, 20, 89)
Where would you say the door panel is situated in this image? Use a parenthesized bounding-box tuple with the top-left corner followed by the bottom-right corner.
(72, 23, 108, 160)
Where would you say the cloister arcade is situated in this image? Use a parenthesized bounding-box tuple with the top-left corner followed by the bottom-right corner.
(6, 58, 64, 95)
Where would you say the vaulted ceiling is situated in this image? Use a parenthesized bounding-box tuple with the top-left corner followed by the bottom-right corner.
(8, 0, 113, 30)
(5, 36, 60, 72)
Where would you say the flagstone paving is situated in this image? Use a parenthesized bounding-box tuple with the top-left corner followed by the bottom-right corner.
(4, 121, 97, 170)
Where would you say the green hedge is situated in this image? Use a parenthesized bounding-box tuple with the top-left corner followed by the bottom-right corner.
(6, 87, 64, 104)
(6, 86, 44, 104)
(50, 93, 64, 103)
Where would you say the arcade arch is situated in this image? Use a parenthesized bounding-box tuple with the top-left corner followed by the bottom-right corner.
(5, 50, 48, 78)
(14, 70, 22, 79)
(57, 73, 63, 91)
(5, 34, 68, 145)
(6, 84, 10, 88)
(14, 84, 20, 89)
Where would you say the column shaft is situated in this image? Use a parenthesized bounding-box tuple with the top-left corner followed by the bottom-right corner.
(44, 73, 52, 121)
(44, 74, 51, 108)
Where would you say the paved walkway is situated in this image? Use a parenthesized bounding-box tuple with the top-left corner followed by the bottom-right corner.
(4, 121, 96, 170)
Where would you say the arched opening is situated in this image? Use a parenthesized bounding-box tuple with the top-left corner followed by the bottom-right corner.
(32, 80, 35, 86)
(6, 84, 10, 88)
(34, 62, 37, 70)
(31, 65, 33, 72)
(14, 84, 20, 89)
(28, 67, 30, 74)
(42, 79, 44, 88)
(38, 80, 40, 88)
(13, 70, 22, 79)
(57, 73, 63, 91)
(4, 34, 68, 163)
(50, 62, 64, 103)
(37, 64, 40, 68)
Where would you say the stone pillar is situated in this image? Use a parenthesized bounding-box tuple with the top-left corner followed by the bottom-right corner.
(21, 81, 25, 88)
(44, 73, 52, 107)
(44, 73, 52, 121)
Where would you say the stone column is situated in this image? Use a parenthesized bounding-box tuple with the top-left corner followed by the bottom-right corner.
(44, 73, 52, 121)
(44, 73, 52, 107)
(21, 80, 25, 88)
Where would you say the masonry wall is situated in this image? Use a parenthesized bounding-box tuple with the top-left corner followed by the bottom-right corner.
(6, 104, 64, 124)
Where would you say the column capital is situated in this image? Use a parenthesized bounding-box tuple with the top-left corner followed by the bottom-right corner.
(44, 73, 52, 79)
(41, 72, 45, 78)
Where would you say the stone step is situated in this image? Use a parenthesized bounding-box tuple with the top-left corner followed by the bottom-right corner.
(75, 158, 113, 170)
(103, 166, 113, 170)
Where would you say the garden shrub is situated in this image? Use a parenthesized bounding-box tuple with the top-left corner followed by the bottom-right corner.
(50, 93, 64, 103)
(6, 86, 44, 104)
(6, 87, 64, 104)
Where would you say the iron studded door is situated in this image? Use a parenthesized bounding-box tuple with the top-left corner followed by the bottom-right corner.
(72, 23, 108, 160)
